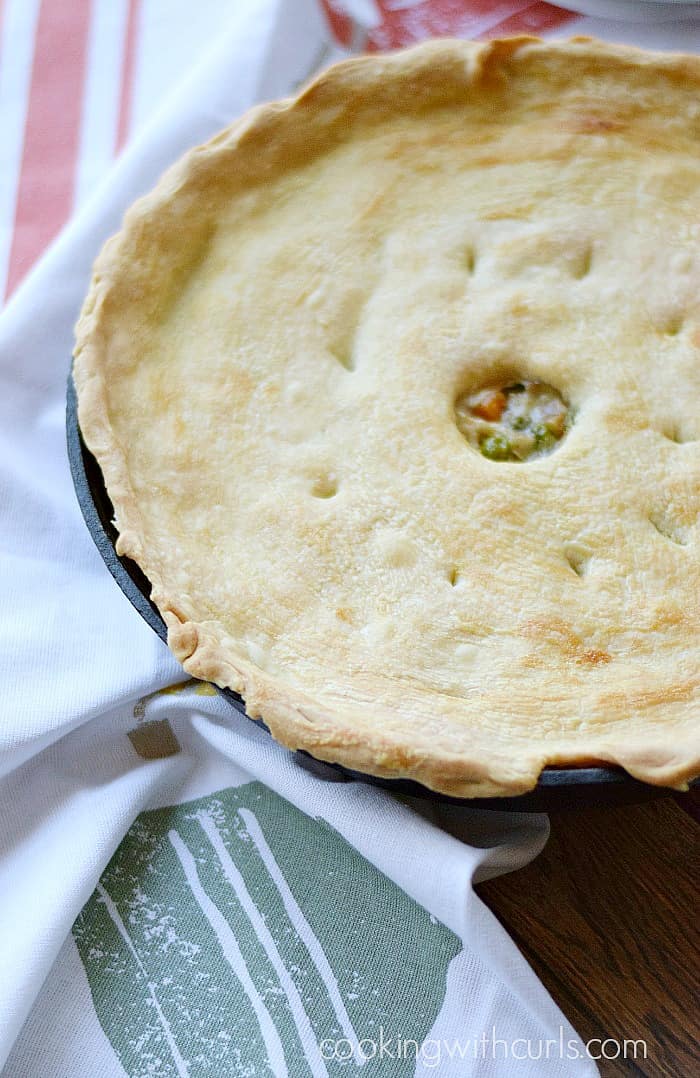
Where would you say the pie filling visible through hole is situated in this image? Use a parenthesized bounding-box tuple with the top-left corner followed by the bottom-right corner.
(455, 380, 570, 461)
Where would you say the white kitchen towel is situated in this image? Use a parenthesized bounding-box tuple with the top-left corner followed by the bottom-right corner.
(4, 0, 696, 1074)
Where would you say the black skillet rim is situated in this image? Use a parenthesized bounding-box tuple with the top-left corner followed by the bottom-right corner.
(67, 372, 677, 811)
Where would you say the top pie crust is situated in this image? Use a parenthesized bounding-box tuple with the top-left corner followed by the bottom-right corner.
(74, 37, 700, 797)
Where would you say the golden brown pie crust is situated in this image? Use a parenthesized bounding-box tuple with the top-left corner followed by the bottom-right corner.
(74, 37, 700, 797)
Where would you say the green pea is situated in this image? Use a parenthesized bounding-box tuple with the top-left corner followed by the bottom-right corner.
(533, 424, 556, 450)
(511, 415, 529, 431)
(480, 434, 512, 460)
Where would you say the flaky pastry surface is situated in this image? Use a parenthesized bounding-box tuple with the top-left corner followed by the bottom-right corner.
(74, 37, 700, 797)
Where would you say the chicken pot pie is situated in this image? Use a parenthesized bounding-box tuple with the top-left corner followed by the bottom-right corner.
(74, 37, 700, 798)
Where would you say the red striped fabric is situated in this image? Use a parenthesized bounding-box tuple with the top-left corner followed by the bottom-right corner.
(319, 0, 354, 47)
(116, 0, 142, 154)
(482, 1, 576, 37)
(5, 0, 92, 298)
(319, 0, 573, 49)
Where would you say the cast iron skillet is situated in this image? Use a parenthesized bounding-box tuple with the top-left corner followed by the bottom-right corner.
(67, 373, 677, 811)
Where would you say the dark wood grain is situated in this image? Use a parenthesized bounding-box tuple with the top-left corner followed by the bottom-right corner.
(476, 798, 700, 1077)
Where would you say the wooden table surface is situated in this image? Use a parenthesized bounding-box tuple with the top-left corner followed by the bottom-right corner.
(476, 794, 699, 1077)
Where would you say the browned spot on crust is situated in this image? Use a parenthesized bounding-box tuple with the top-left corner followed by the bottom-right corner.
(567, 114, 626, 133)
(691, 328, 700, 349)
(385, 747, 415, 769)
(652, 602, 698, 630)
(335, 606, 354, 624)
(599, 678, 699, 712)
(581, 648, 611, 666)
(481, 207, 533, 221)
(523, 618, 611, 667)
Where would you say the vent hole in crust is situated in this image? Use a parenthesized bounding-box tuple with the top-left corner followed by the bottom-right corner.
(661, 312, 684, 337)
(564, 549, 588, 578)
(648, 512, 687, 546)
(455, 379, 570, 462)
(464, 246, 476, 274)
(572, 244, 592, 279)
(330, 346, 355, 372)
(448, 567, 460, 587)
(663, 425, 695, 445)
(311, 476, 338, 499)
